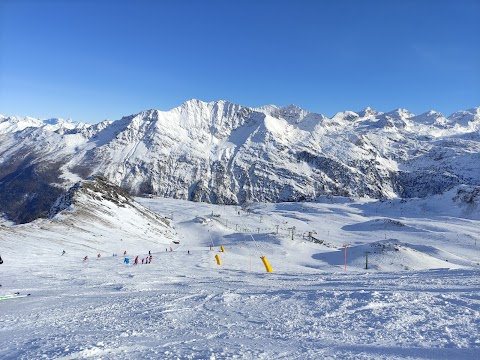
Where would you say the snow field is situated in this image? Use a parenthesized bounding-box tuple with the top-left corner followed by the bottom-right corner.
(1, 195, 479, 359)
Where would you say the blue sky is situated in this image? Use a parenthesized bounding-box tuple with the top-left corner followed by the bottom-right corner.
(1, 0, 479, 123)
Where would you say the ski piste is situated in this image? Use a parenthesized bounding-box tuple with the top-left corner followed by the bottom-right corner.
(0, 292, 31, 301)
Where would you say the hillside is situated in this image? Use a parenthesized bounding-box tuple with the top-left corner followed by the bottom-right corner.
(0, 176, 177, 257)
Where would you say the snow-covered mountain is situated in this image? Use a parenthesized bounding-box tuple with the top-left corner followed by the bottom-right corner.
(0, 114, 83, 134)
(1, 100, 480, 223)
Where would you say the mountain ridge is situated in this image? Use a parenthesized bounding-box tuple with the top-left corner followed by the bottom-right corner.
(3, 100, 479, 131)
(1, 100, 479, 223)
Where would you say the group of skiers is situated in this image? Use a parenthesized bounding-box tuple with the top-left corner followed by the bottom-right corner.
(127, 254, 153, 265)
(81, 251, 149, 263)
(81, 247, 191, 263)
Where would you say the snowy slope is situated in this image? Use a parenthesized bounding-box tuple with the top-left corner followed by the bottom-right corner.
(0, 184, 479, 359)
(0, 176, 177, 260)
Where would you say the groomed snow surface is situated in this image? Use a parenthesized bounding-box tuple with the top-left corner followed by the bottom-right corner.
(1, 196, 479, 359)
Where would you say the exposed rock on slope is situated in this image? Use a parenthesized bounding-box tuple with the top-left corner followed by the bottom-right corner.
(49, 175, 131, 217)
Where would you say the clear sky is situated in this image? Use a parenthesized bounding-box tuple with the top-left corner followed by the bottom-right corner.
(1, 0, 479, 123)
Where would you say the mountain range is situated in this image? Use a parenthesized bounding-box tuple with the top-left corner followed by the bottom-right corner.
(1, 99, 479, 223)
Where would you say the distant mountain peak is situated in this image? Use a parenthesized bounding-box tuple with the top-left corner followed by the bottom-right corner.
(386, 108, 415, 119)
(280, 104, 306, 113)
(358, 107, 381, 117)
(331, 111, 359, 122)
(447, 107, 480, 127)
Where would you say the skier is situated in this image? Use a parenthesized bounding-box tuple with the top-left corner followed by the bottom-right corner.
(97, 253, 101, 259)
(148, 250, 151, 256)
(62, 250, 66, 256)
(124, 250, 127, 256)
(134, 256, 139, 265)
(149, 255, 152, 263)
(83, 256, 88, 262)
(124, 257, 130, 264)
(142, 258, 144, 264)
(0, 255, 3, 264)
(188, 250, 190, 255)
